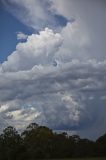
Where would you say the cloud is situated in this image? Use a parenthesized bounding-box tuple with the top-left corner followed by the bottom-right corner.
(0, 101, 41, 130)
(2, 0, 106, 60)
(100, 96, 106, 100)
(51, 0, 106, 60)
(2, 20, 91, 73)
(2, 21, 91, 72)
(17, 32, 28, 40)
(0, 22, 106, 138)
(2, 28, 63, 72)
(55, 22, 90, 62)
(1, 0, 67, 29)
(0, 0, 106, 139)
(0, 55, 106, 139)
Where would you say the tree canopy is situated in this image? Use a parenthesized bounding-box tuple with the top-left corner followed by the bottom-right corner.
(0, 123, 106, 160)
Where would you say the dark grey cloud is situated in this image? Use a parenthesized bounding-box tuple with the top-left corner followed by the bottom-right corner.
(0, 59, 106, 139)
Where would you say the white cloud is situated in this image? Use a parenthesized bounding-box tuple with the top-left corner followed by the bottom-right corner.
(17, 32, 28, 40)
(1, 20, 94, 73)
(0, 101, 41, 130)
(0, 104, 9, 113)
(51, 0, 106, 60)
(55, 22, 90, 62)
(1, 0, 61, 29)
(2, 28, 63, 72)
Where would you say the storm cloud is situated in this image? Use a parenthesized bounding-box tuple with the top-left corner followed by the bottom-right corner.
(0, 0, 106, 139)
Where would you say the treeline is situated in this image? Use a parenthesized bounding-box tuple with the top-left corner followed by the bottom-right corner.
(0, 123, 106, 160)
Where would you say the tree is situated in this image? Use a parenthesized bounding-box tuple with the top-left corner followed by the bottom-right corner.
(96, 134, 106, 156)
(0, 126, 24, 160)
(22, 124, 53, 159)
(0, 123, 106, 159)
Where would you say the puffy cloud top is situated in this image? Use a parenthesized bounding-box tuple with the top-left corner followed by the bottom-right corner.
(2, 28, 63, 72)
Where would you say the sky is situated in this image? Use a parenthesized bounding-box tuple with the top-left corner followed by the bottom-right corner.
(0, 0, 106, 140)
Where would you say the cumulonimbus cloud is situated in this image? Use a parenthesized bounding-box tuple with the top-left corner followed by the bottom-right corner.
(0, 0, 106, 139)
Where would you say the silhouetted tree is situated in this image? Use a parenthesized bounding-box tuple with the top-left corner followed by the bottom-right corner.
(95, 134, 106, 157)
(0, 123, 106, 159)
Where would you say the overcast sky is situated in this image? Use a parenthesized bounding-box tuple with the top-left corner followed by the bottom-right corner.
(0, 0, 106, 139)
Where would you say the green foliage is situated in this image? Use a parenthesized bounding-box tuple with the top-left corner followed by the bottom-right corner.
(0, 123, 106, 159)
